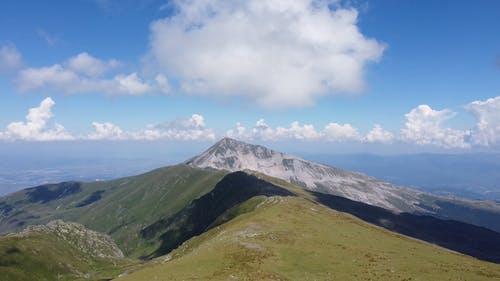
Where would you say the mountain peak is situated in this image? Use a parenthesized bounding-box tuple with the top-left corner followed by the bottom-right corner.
(186, 137, 282, 170)
(187, 138, 427, 213)
(211, 137, 248, 150)
(217, 136, 240, 145)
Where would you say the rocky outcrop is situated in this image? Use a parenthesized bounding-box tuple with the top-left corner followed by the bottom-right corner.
(12, 220, 124, 259)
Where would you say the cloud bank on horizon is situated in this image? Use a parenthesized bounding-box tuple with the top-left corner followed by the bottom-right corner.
(1, 96, 499, 149)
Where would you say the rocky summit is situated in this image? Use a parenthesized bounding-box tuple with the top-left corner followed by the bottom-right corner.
(187, 138, 428, 212)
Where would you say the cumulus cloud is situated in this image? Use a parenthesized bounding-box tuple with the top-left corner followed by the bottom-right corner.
(251, 119, 278, 141)
(144, 114, 216, 140)
(0, 44, 22, 73)
(86, 114, 215, 141)
(226, 119, 363, 142)
(227, 119, 323, 141)
(0, 97, 74, 141)
(276, 122, 322, 140)
(466, 96, 500, 146)
(66, 52, 120, 76)
(148, 0, 385, 107)
(365, 124, 394, 143)
(155, 74, 171, 93)
(16, 52, 167, 95)
(323, 123, 361, 142)
(401, 105, 470, 148)
(87, 122, 127, 140)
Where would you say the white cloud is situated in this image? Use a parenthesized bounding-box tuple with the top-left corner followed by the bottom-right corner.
(87, 122, 127, 140)
(155, 74, 171, 93)
(112, 73, 153, 95)
(0, 44, 22, 73)
(0, 97, 74, 141)
(251, 119, 277, 141)
(226, 122, 248, 139)
(227, 119, 360, 142)
(86, 114, 215, 141)
(66, 52, 119, 76)
(276, 122, 322, 140)
(401, 105, 470, 148)
(226, 119, 321, 141)
(141, 114, 216, 141)
(148, 0, 385, 107)
(466, 96, 500, 146)
(16, 52, 166, 95)
(365, 124, 394, 143)
(323, 123, 361, 142)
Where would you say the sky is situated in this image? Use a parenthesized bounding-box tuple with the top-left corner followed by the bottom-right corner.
(0, 0, 499, 154)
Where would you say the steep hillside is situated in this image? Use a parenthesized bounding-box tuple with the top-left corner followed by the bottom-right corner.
(115, 196, 500, 281)
(139, 171, 294, 259)
(0, 220, 133, 281)
(132, 171, 500, 263)
(0, 165, 227, 257)
(187, 138, 500, 233)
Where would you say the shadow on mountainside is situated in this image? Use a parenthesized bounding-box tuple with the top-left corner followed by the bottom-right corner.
(313, 191, 500, 263)
(140, 171, 294, 259)
(140, 171, 500, 263)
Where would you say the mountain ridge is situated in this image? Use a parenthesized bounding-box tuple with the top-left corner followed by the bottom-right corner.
(187, 137, 500, 233)
(187, 137, 424, 212)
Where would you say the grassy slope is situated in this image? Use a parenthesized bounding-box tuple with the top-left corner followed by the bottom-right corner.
(138, 171, 295, 259)
(0, 165, 227, 257)
(2, 166, 500, 280)
(0, 232, 135, 281)
(116, 196, 500, 281)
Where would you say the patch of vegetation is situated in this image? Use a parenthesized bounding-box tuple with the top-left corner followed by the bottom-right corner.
(25, 182, 81, 203)
(140, 172, 294, 259)
(312, 191, 500, 263)
(116, 197, 500, 281)
(76, 190, 105, 207)
(0, 165, 227, 257)
(0, 223, 137, 281)
(0, 202, 13, 215)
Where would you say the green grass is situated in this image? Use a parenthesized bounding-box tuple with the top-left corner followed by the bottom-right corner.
(2, 167, 500, 280)
(116, 196, 500, 281)
(0, 165, 227, 257)
(0, 232, 137, 281)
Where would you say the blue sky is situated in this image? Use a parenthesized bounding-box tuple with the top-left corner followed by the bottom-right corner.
(0, 0, 499, 153)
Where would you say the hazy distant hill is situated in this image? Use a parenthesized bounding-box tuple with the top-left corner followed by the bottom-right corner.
(309, 153, 500, 200)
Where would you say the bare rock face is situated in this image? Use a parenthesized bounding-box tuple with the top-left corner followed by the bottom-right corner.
(187, 137, 425, 213)
(15, 220, 124, 259)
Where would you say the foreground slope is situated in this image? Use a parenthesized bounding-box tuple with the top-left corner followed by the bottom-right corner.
(188, 138, 500, 233)
(116, 195, 500, 281)
(133, 171, 500, 263)
(0, 220, 133, 281)
(0, 165, 227, 257)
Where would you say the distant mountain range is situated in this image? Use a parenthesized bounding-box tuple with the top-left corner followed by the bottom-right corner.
(1, 138, 500, 280)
